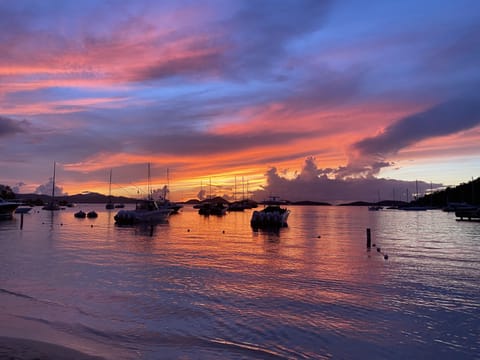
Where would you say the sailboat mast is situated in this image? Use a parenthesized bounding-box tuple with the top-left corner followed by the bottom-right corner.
(147, 163, 151, 199)
(51, 161, 56, 200)
(234, 176, 237, 201)
(109, 169, 112, 197)
(415, 180, 419, 201)
(165, 168, 170, 200)
(242, 176, 245, 200)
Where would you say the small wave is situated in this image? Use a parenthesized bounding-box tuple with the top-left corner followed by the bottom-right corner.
(0, 287, 36, 300)
(0, 287, 93, 317)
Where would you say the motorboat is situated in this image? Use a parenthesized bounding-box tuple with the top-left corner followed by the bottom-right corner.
(114, 199, 172, 225)
(250, 205, 290, 228)
(198, 202, 227, 216)
(0, 197, 20, 220)
(115, 163, 173, 224)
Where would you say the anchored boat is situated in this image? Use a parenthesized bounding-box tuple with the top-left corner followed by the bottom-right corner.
(114, 199, 171, 225)
(250, 205, 290, 228)
(0, 197, 20, 220)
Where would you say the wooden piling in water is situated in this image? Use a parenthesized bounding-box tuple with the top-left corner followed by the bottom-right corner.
(20, 213, 24, 230)
(366, 228, 371, 249)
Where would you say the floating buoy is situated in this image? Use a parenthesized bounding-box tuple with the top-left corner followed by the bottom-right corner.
(187, 229, 190, 232)
(373, 243, 376, 247)
(377, 247, 381, 252)
(317, 235, 321, 238)
(222, 230, 225, 234)
(91, 224, 94, 228)
(384, 254, 389, 260)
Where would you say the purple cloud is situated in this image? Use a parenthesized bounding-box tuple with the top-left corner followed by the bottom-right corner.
(254, 157, 441, 203)
(333, 97, 480, 178)
(0, 117, 28, 137)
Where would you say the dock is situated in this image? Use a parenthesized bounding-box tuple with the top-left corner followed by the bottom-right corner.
(455, 208, 480, 221)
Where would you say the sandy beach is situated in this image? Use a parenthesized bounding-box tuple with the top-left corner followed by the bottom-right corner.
(0, 337, 105, 360)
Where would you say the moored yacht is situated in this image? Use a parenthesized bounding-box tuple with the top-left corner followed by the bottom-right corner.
(250, 205, 290, 228)
(114, 199, 172, 225)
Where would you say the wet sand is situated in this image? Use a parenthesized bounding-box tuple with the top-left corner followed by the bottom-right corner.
(0, 337, 105, 360)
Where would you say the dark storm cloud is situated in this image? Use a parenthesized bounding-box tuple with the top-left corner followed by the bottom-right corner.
(353, 97, 480, 158)
(0, 116, 29, 137)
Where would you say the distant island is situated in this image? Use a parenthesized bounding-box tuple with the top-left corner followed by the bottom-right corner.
(1, 176, 478, 207)
(11, 192, 137, 207)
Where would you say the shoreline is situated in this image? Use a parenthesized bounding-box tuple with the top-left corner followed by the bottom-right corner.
(0, 336, 105, 360)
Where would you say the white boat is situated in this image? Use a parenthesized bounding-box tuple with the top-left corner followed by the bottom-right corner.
(0, 197, 20, 220)
(114, 163, 172, 225)
(250, 205, 290, 228)
(114, 199, 172, 225)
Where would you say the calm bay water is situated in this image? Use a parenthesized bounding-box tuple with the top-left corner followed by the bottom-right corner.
(0, 205, 478, 359)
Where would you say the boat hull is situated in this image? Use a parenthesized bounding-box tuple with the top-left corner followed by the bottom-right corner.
(250, 206, 290, 228)
(114, 209, 171, 225)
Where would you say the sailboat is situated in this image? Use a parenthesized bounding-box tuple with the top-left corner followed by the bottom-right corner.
(42, 162, 61, 211)
(105, 169, 115, 209)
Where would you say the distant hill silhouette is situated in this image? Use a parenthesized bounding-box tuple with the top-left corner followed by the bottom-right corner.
(14, 192, 136, 205)
(414, 177, 479, 207)
(339, 200, 408, 207)
(10, 176, 478, 207)
(291, 200, 331, 206)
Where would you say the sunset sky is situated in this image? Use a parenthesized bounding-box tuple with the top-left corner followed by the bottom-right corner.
(1, 0, 479, 202)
